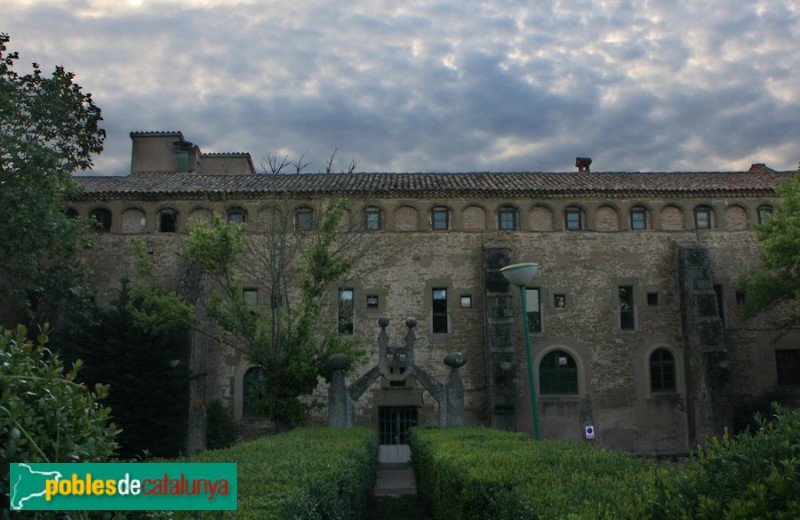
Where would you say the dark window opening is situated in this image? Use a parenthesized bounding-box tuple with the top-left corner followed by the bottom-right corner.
(554, 294, 566, 309)
(540, 351, 578, 395)
(366, 295, 379, 309)
(243, 367, 266, 417)
(776, 350, 800, 386)
(432, 288, 448, 333)
(159, 210, 177, 232)
(619, 286, 635, 329)
(735, 291, 747, 305)
(89, 208, 112, 231)
(758, 206, 773, 225)
(647, 292, 659, 306)
(714, 284, 725, 326)
(338, 289, 354, 335)
(526, 288, 542, 333)
(66, 208, 79, 219)
(226, 207, 246, 224)
(650, 349, 676, 393)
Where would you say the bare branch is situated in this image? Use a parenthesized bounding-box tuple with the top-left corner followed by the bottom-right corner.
(325, 148, 338, 174)
(262, 152, 291, 174)
(293, 151, 310, 174)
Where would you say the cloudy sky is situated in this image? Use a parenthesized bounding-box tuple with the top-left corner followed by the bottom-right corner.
(5, 0, 800, 175)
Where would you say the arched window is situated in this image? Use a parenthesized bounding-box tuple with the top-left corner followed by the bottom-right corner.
(694, 205, 713, 230)
(539, 350, 578, 395)
(226, 207, 246, 224)
(243, 367, 267, 417)
(650, 349, 676, 393)
(498, 206, 517, 230)
(89, 208, 112, 231)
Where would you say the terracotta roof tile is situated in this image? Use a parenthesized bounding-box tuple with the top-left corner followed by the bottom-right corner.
(73, 171, 794, 201)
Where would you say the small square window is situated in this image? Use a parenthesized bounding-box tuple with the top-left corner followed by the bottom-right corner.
(695, 207, 712, 230)
(226, 207, 246, 224)
(631, 208, 647, 230)
(554, 294, 566, 308)
(366, 295, 379, 309)
(159, 211, 177, 233)
(735, 291, 746, 305)
(460, 295, 472, 308)
(776, 349, 800, 386)
(647, 292, 659, 306)
(243, 289, 258, 311)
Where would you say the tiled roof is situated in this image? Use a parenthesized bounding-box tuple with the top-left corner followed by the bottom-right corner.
(72, 171, 794, 201)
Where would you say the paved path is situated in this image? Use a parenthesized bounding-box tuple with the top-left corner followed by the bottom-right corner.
(373, 463, 416, 496)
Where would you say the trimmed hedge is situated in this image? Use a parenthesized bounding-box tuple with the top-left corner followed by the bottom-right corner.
(177, 427, 377, 519)
(410, 426, 667, 520)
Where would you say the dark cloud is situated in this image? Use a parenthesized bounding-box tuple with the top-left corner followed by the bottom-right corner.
(5, 0, 799, 175)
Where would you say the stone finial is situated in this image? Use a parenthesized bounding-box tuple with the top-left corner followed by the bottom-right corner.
(575, 157, 592, 172)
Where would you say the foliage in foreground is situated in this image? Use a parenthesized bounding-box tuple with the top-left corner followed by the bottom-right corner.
(650, 405, 800, 519)
(410, 426, 666, 519)
(176, 427, 377, 519)
(0, 325, 118, 512)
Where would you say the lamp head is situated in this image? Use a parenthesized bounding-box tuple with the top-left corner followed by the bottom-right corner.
(500, 262, 540, 286)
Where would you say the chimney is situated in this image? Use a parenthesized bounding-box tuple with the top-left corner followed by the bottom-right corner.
(575, 157, 592, 173)
(748, 163, 775, 173)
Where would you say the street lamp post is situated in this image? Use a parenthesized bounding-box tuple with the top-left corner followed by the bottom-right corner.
(500, 262, 542, 441)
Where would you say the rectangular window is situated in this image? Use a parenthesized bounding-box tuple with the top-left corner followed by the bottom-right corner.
(714, 284, 725, 326)
(499, 208, 516, 230)
(296, 209, 313, 231)
(432, 288, 448, 333)
(432, 209, 449, 230)
(776, 349, 800, 386)
(619, 286, 635, 330)
(460, 295, 472, 308)
(366, 295, 379, 309)
(647, 292, 659, 306)
(695, 207, 711, 230)
(365, 209, 381, 231)
(526, 288, 542, 333)
(160, 211, 177, 232)
(338, 289, 354, 335)
(565, 208, 581, 230)
(735, 291, 746, 305)
(554, 294, 566, 308)
(243, 289, 258, 311)
(758, 206, 773, 225)
(630, 208, 646, 230)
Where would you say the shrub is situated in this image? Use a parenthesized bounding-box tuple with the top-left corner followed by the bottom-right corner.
(0, 325, 118, 512)
(410, 426, 665, 519)
(177, 426, 377, 519)
(206, 399, 238, 450)
(649, 405, 800, 519)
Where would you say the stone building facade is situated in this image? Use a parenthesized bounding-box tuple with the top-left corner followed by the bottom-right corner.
(69, 131, 800, 456)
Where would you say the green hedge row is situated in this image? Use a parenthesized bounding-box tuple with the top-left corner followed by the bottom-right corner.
(178, 427, 377, 519)
(409, 426, 667, 520)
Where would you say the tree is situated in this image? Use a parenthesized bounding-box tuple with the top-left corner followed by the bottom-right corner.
(736, 165, 800, 329)
(0, 33, 104, 325)
(0, 325, 118, 510)
(185, 199, 369, 429)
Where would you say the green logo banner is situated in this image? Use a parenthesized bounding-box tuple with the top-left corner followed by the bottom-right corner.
(10, 462, 237, 511)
